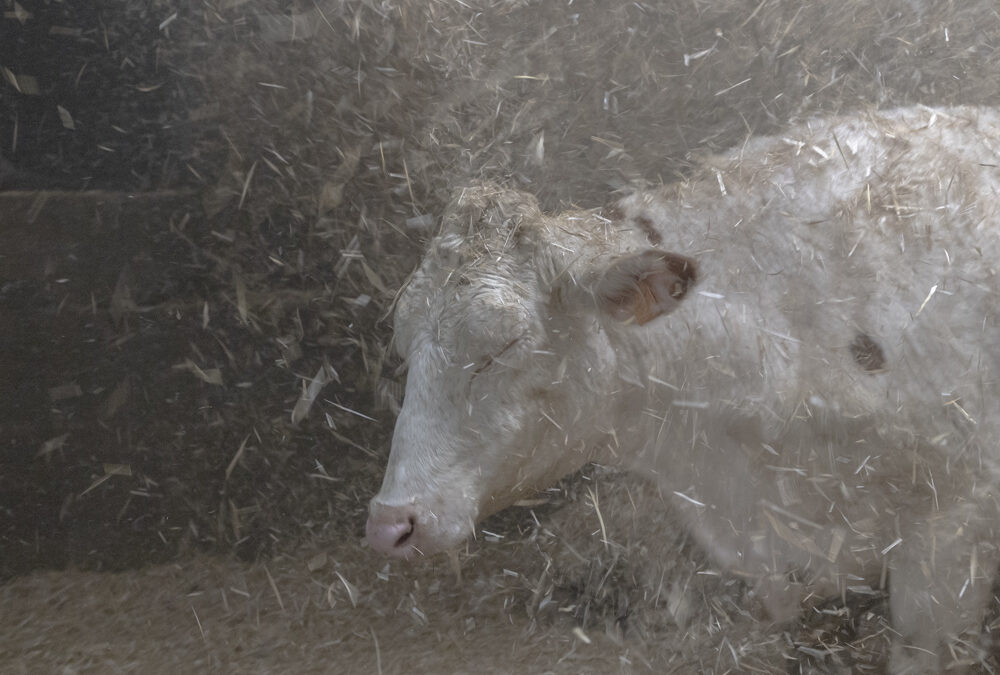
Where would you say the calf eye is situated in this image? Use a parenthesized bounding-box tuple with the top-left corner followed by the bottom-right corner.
(472, 337, 522, 376)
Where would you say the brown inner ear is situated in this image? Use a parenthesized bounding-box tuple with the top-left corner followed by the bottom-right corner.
(631, 282, 662, 325)
(601, 250, 698, 325)
(632, 252, 697, 325)
(661, 253, 697, 297)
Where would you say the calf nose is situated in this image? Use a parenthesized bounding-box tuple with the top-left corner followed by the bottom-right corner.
(366, 503, 418, 557)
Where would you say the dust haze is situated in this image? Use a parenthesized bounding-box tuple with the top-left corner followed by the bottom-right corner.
(3, 1, 1000, 672)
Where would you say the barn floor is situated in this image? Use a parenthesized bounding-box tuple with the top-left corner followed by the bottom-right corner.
(1, 479, 903, 675)
(4, 0, 1000, 672)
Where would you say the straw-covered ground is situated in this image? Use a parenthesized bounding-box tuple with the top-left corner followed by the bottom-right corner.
(3, 0, 1000, 671)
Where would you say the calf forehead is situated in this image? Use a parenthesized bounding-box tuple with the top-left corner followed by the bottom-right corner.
(439, 271, 534, 338)
(395, 241, 537, 356)
(430, 183, 631, 271)
(395, 184, 646, 353)
(412, 227, 535, 304)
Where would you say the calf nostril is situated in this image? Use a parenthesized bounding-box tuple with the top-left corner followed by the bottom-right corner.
(366, 505, 421, 556)
(393, 516, 416, 548)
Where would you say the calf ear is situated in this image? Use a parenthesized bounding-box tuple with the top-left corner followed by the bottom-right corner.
(596, 250, 697, 325)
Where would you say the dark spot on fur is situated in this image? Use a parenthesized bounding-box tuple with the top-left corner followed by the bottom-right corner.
(850, 333, 886, 373)
(635, 214, 663, 245)
(528, 387, 553, 402)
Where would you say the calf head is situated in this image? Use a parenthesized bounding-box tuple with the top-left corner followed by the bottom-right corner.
(366, 185, 696, 558)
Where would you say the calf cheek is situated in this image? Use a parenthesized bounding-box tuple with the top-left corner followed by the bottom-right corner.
(475, 394, 595, 514)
